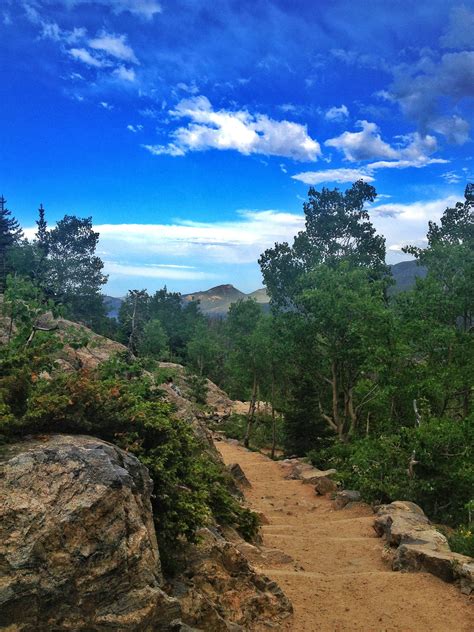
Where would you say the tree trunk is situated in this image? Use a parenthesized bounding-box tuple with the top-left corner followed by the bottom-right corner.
(270, 373, 276, 459)
(128, 295, 138, 352)
(244, 371, 258, 448)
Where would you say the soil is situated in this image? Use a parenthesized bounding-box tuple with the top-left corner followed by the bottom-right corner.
(217, 440, 473, 632)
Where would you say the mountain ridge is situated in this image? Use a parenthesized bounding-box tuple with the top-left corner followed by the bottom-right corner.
(104, 260, 426, 318)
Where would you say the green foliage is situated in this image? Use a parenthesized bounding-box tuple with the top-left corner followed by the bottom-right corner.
(259, 180, 387, 307)
(445, 526, 474, 558)
(0, 343, 257, 566)
(0, 195, 23, 290)
(185, 372, 208, 404)
(45, 215, 108, 327)
(138, 318, 169, 358)
(221, 412, 285, 452)
(309, 416, 474, 526)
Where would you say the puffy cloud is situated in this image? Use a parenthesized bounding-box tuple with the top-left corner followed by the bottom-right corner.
(430, 115, 470, 145)
(89, 31, 138, 64)
(127, 124, 144, 133)
(389, 51, 474, 143)
(325, 104, 349, 122)
(326, 122, 447, 169)
(372, 195, 459, 221)
(439, 6, 474, 50)
(325, 121, 398, 161)
(112, 66, 136, 82)
(69, 47, 106, 67)
(292, 168, 374, 185)
(147, 96, 321, 161)
(370, 195, 461, 263)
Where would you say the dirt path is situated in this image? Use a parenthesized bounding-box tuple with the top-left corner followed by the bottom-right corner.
(217, 440, 473, 632)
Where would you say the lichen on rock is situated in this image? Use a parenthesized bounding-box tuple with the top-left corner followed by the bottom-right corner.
(0, 434, 180, 631)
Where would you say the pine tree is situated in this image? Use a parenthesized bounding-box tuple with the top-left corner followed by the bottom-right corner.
(35, 204, 49, 256)
(0, 195, 23, 290)
(34, 203, 49, 290)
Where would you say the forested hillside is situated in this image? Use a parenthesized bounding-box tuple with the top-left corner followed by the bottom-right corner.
(1, 181, 473, 560)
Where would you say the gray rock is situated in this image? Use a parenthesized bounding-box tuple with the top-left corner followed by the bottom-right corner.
(374, 501, 474, 593)
(227, 462, 251, 488)
(374, 501, 448, 550)
(394, 544, 472, 584)
(300, 468, 337, 485)
(334, 490, 361, 509)
(314, 476, 338, 495)
(0, 434, 180, 631)
(171, 528, 293, 631)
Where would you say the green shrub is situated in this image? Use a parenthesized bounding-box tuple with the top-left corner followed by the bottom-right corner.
(309, 416, 474, 526)
(1, 354, 258, 568)
(446, 526, 474, 557)
(185, 372, 208, 404)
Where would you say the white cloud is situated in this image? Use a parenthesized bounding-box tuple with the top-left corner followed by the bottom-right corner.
(142, 143, 186, 156)
(440, 6, 474, 50)
(104, 262, 216, 281)
(372, 196, 459, 221)
(430, 115, 470, 145)
(325, 104, 349, 122)
(389, 51, 474, 143)
(326, 120, 398, 161)
(176, 82, 199, 94)
(370, 195, 461, 263)
(89, 31, 138, 64)
(148, 96, 321, 161)
(109, 0, 162, 19)
(100, 101, 113, 110)
(69, 47, 106, 67)
(127, 124, 144, 133)
(292, 168, 374, 185)
(93, 209, 305, 265)
(326, 122, 447, 169)
(44, 0, 162, 20)
(113, 66, 136, 82)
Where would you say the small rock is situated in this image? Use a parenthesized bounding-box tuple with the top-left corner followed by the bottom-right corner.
(301, 468, 337, 485)
(334, 490, 361, 509)
(257, 511, 270, 525)
(314, 476, 338, 496)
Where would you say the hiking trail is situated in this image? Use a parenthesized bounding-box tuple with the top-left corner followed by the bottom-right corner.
(217, 440, 473, 632)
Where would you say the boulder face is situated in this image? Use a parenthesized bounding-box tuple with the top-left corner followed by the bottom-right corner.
(0, 434, 180, 631)
(172, 528, 293, 631)
(374, 501, 474, 594)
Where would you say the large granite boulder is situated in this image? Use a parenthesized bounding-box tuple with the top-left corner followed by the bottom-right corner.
(0, 434, 180, 631)
(374, 501, 474, 594)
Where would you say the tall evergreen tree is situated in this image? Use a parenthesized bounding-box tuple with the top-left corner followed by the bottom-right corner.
(35, 204, 49, 256)
(0, 195, 23, 290)
(34, 203, 49, 289)
(46, 215, 107, 325)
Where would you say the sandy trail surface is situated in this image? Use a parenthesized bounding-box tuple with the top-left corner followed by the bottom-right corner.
(217, 440, 473, 632)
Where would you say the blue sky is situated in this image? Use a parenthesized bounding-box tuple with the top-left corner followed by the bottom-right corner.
(1, 0, 473, 295)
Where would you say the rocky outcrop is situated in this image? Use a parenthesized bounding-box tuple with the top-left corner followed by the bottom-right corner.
(171, 528, 293, 631)
(1, 434, 293, 630)
(374, 501, 474, 594)
(0, 434, 181, 631)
